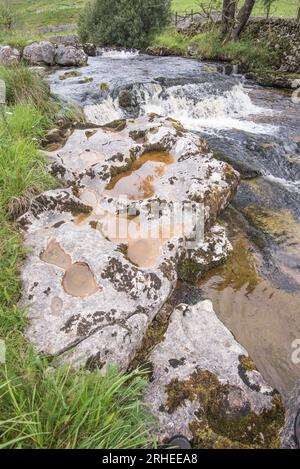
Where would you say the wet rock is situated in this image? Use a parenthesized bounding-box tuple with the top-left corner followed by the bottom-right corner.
(59, 70, 82, 81)
(177, 224, 232, 282)
(55, 45, 88, 66)
(23, 41, 56, 66)
(280, 380, 300, 448)
(145, 300, 285, 448)
(118, 89, 133, 109)
(245, 71, 299, 90)
(18, 115, 239, 370)
(82, 43, 97, 57)
(0, 45, 20, 66)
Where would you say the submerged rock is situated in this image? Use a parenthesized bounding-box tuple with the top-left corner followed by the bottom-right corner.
(18, 115, 239, 370)
(145, 300, 285, 448)
(0, 45, 20, 66)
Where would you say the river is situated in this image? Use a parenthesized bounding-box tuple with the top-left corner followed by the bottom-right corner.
(48, 49, 300, 399)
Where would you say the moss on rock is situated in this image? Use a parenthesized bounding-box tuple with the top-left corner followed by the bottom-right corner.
(165, 369, 285, 449)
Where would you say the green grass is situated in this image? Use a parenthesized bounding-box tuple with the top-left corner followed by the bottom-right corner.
(1, 0, 297, 38)
(173, 0, 299, 17)
(0, 66, 155, 449)
(151, 27, 279, 70)
(0, 65, 51, 109)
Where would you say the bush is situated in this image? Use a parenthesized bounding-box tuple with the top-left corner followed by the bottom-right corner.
(79, 0, 171, 48)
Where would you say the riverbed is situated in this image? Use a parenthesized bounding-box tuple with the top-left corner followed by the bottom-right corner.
(48, 50, 300, 399)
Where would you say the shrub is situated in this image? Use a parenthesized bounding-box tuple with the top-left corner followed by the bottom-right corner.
(79, 0, 171, 48)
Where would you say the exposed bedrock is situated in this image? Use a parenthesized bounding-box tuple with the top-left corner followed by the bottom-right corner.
(145, 300, 285, 449)
(18, 115, 240, 370)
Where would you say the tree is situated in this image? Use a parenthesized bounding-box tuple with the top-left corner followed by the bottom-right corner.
(229, 0, 256, 41)
(262, 0, 276, 19)
(79, 0, 171, 48)
(221, 0, 237, 35)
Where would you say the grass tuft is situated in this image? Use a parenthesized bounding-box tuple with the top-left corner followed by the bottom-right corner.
(0, 66, 50, 111)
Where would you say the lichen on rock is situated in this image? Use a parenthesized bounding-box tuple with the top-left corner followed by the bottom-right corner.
(144, 300, 285, 448)
(18, 115, 240, 372)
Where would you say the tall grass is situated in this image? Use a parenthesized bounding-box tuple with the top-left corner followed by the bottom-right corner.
(0, 359, 155, 449)
(0, 66, 155, 449)
(0, 66, 50, 110)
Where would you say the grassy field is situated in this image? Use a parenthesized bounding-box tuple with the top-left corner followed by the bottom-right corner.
(173, 0, 298, 17)
(5, 0, 299, 33)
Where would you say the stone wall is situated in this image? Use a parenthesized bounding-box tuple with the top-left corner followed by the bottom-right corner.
(244, 18, 300, 73)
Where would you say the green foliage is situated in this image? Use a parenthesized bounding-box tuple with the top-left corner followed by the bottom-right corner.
(79, 0, 172, 48)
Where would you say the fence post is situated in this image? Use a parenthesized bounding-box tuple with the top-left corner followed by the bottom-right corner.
(297, 2, 300, 23)
(175, 11, 178, 26)
(191, 9, 194, 22)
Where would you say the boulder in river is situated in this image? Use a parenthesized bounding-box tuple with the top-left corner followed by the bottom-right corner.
(0, 45, 20, 66)
(18, 115, 239, 370)
(23, 41, 56, 66)
(145, 300, 285, 448)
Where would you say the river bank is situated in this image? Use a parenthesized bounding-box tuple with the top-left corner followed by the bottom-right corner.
(148, 18, 300, 89)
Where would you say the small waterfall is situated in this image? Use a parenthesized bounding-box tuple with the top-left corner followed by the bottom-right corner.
(96, 48, 139, 58)
(84, 82, 276, 134)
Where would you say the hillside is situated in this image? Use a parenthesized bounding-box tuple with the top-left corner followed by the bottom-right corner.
(6, 0, 299, 32)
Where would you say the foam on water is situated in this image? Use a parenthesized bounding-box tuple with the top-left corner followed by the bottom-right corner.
(85, 82, 276, 135)
(97, 48, 139, 59)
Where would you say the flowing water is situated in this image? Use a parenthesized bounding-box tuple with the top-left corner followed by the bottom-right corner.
(48, 50, 300, 398)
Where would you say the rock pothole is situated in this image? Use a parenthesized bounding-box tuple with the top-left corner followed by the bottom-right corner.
(62, 262, 100, 298)
(19, 115, 240, 368)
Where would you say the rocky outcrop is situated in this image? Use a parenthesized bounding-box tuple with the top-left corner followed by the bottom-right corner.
(0, 45, 20, 66)
(145, 300, 285, 448)
(55, 45, 88, 66)
(22, 41, 87, 67)
(18, 115, 239, 371)
(23, 41, 56, 66)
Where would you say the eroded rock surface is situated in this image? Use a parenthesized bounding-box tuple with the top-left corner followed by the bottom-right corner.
(19, 115, 239, 370)
(145, 300, 285, 448)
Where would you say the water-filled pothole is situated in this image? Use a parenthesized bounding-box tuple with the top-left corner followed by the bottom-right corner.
(62, 262, 99, 298)
(40, 240, 72, 270)
(104, 151, 174, 200)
